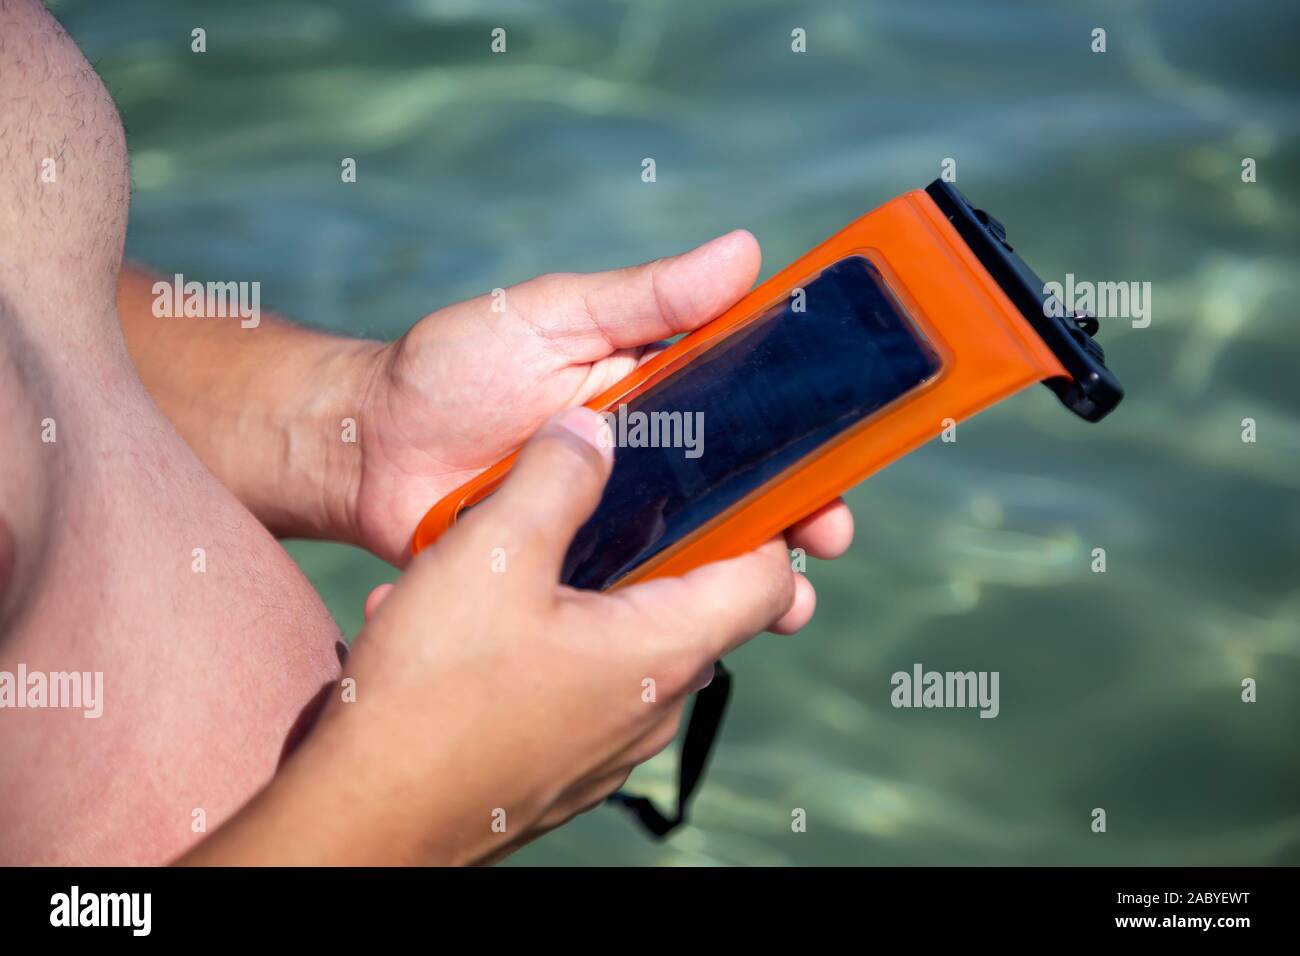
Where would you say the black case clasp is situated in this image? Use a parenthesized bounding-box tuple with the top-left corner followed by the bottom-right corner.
(924, 180, 1124, 422)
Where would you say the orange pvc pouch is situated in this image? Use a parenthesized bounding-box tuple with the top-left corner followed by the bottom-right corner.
(411, 180, 1124, 837)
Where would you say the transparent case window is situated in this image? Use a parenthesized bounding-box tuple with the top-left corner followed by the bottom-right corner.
(561, 255, 941, 590)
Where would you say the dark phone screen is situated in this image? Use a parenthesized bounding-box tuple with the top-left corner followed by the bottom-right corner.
(560, 255, 941, 590)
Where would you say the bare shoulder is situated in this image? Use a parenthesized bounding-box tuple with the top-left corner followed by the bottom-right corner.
(0, 0, 130, 303)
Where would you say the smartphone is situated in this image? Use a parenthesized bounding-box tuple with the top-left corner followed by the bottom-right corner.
(411, 180, 1123, 589)
(561, 256, 940, 589)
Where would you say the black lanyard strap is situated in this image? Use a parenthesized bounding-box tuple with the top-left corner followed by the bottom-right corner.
(607, 661, 732, 838)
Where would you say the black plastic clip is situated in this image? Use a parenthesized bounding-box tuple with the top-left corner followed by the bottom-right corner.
(924, 180, 1124, 422)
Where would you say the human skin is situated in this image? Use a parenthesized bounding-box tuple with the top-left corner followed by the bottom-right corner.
(0, 0, 342, 865)
(114, 228, 856, 630)
(181, 408, 802, 864)
(0, 0, 853, 864)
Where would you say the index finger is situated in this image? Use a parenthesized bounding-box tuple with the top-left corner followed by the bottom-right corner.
(615, 538, 797, 665)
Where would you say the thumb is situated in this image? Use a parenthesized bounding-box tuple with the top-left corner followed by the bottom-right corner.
(472, 406, 614, 584)
(511, 230, 762, 361)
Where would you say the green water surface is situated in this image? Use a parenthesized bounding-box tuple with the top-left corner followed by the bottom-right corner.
(57, 0, 1300, 865)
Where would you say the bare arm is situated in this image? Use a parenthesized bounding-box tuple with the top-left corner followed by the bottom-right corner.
(116, 264, 383, 542)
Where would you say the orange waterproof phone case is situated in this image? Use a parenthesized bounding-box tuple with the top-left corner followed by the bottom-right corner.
(410, 181, 1123, 589)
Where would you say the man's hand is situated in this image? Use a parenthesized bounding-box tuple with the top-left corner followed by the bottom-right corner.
(183, 408, 798, 865)
(348, 231, 853, 624)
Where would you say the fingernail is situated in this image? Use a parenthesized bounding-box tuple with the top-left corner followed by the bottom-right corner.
(689, 663, 716, 692)
(554, 406, 614, 463)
